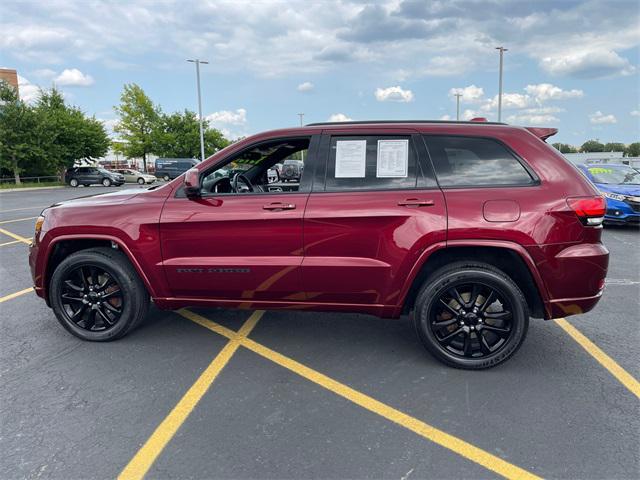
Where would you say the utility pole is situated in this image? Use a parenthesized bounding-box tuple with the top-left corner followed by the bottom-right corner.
(495, 46, 508, 122)
(187, 59, 209, 162)
(454, 93, 462, 121)
(297, 113, 305, 162)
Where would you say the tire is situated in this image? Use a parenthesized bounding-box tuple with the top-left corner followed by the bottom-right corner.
(163, 175, 170, 181)
(102, 178, 112, 187)
(49, 247, 149, 341)
(137, 177, 145, 185)
(413, 261, 529, 370)
(69, 178, 79, 187)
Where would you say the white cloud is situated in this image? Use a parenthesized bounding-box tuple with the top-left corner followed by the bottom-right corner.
(589, 111, 617, 124)
(506, 113, 560, 125)
(374, 86, 413, 103)
(17, 75, 40, 104)
(540, 49, 636, 78)
(297, 81, 314, 92)
(32, 68, 56, 79)
(327, 113, 352, 122)
(205, 108, 247, 126)
(524, 83, 583, 102)
(481, 93, 531, 112)
(54, 68, 94, 86)
(461, 109, 478, 121)
(439, 114, 452, 121)
(631, 110, 640, 117)
(449, 85, 484, 104)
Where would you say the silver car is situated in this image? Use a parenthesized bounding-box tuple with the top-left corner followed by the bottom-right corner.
(113, 169, 157, 185)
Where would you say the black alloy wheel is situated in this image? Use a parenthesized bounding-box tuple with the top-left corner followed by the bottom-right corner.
(414, 262, 529, 369)
(429, 282, 513, 359)
(50, 247, 149, 341)
(59, 265, 123, 332)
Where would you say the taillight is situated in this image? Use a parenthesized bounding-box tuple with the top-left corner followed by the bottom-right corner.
(567, 196, 606, 226)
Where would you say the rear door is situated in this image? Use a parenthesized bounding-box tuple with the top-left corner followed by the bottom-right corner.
(302, 129, 447, 308)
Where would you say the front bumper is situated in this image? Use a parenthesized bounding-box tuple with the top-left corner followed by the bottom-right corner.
(604, 198, 640, 224)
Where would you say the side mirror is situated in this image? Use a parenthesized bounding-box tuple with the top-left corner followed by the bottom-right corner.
(183, 168, 201, 198)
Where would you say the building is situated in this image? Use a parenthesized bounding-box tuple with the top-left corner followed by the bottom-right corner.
(0, 68, 19, 93)
(562, 152, 625, 164)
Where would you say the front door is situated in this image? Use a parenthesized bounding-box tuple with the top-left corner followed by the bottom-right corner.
(160, 135, 317, 302)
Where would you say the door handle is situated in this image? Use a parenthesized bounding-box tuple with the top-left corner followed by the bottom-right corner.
(398, 199, 435, 207)
(263, 202, 296, 211)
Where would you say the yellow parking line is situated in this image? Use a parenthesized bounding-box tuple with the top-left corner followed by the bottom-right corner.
(0, 287, 33, 303)
(555, 318, 640, 399)
(0, 228, 31, 245)
(180, 310, 540, 480)
(0, 216, 37, 225)
(118, 310, 263, 480)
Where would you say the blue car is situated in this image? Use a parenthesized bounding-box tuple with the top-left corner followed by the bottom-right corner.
(577, 164, 640, 225)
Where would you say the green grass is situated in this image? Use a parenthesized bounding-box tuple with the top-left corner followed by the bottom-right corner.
(0, 181, 63, 190)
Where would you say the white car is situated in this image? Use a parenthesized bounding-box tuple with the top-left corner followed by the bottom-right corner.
(113, 169, 157, 185)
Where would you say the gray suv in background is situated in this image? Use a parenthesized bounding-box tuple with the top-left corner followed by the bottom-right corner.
(64, 167, 125, 187)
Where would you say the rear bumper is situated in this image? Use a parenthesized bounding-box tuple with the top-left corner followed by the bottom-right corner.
(545, 291, 604, 319)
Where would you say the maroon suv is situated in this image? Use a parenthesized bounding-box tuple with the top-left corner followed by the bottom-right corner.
(29, 120, 609, 369)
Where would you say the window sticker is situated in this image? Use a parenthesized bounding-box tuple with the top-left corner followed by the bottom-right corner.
(335, 140, 366, 178)
(588, 167, 613, 174)
(377, 139, 408, 178)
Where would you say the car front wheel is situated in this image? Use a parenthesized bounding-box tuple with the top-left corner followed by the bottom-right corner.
(69, 178, 79, 187)
(414, 261, 529, 370)
(49, 247, 149, 341)
(163, 175, 170, 181)
(137, 178, 145, 185)
(102, 178, 112, 187)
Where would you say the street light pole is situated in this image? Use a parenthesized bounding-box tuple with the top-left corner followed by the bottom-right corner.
(454, 93, 462, 121)
(495, 46, 508, 122)
(187, 59, 209, 162)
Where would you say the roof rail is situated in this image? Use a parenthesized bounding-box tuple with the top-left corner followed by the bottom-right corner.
(305, 120, 507, 127)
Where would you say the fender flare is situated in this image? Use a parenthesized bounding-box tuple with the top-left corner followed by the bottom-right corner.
(42, 233, 159, 300)
(393, 239, 550, 318)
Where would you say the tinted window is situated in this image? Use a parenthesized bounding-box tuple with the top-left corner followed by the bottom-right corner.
(324, 136, 416, 191)
(586, 165, 640, 185)
(425, 136, 533, 187)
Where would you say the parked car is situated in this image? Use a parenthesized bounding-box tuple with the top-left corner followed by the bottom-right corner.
(112, 169, 157, 185)
(577, 164, 640, 225)
(155, 158, 198, 181)
(280, 159, 303, 182)
(64, 167, 125, 187)
(30, 120, 609, 369)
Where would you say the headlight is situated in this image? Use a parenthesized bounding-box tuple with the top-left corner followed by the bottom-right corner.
(626, 196, 640, 203)
(602, 192, 625, 201)
(34, 215, 45, 237)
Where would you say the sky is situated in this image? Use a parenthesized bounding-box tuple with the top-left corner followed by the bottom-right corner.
(1, 0, 639, 145)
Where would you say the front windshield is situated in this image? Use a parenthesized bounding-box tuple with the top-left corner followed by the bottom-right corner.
(587, 166, 640, 185)
(98, 168, 111, 174)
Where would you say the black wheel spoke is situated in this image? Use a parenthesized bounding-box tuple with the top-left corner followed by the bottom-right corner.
(439, 328, 463, 345)
(449, 288, 466, 309)
(479, 290, 496, 312)
(439, 299, 459, 316)
(432, 317, 458, 328)
(462, 332, 473, 357)
(477, 330, 492, 354)
(61, 294, 84, 303)
(469, 284, 480, 308)
(485, 311, 512, 321)
(60, 265, 123, 332)
(482, 324, 511, 337)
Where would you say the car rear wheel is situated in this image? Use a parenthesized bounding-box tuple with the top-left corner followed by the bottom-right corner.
(102, 178, 112, 187)
(414, 261, 529, 369)
(137, 177, 145, 185)
(49, 247, 149, 341)
(69, 178, 79, 187)
(163, 174, 170, 181)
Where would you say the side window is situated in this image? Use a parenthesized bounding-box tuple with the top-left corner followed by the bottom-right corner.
(200, 137, 310, 195)
(424, 136, 534, 187)
(324, 136, 417, 191)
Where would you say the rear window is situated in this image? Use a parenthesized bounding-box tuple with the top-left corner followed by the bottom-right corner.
(424, 136, 534, 187)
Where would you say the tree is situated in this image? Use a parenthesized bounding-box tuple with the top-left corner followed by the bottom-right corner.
(0, 81, 45, 183)
(625, 142, 640, 157)
(114, 84, 160, 172)
(603, 142, 625, 152)
(580, 140, 605, 152)
(552, 142, 577, 154)
(152, 109, 229, 159)
(36, 87, 110, 174)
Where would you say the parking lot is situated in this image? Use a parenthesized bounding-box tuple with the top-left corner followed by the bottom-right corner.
(1, 185, 638, 479)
